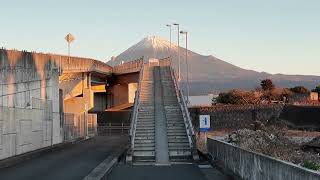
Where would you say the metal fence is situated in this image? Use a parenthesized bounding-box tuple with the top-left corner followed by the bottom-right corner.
(113, 58, 143, 74)
(97, 122, 130, 136)
(63, 113, 97, 142)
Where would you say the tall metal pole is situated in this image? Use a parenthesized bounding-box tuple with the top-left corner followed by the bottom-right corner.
(68, 42, 70, 63)
(173, 23, 181, 81)
(166, 24, 172, 57)
(185, 32, 190, 104)
(170, 26, 172, 56)
(180, 31, 190, 104)
(177, 25, 180, 81)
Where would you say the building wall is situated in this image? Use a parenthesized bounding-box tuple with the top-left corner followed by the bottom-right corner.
(92, 93, 107, 111)
(112, 84, 129, 107)
(128, 83, 138, 103)
(107, 72, 139, 107)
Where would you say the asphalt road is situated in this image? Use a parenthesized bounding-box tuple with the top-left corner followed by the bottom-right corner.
(107, 164, 230, 180)
(0, 136, 128, 180)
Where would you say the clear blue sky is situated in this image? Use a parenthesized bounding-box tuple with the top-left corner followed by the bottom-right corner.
(1, 0, 319, 75)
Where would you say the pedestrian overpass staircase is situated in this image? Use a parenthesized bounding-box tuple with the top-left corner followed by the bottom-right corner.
(127, 59, 198, 164)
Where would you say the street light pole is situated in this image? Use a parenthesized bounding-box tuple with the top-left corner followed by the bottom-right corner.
(173, 23, 181, 81)
(166, 24, 172, 57)
(180, 30, 190, 104)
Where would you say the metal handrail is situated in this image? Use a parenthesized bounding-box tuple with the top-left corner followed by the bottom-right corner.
(168, 62, 196, 153)
(129, 63, 144, 152)
(113, 58, 143, 74)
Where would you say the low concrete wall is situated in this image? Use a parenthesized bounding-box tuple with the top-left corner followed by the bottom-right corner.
(207, 138, 320, 180)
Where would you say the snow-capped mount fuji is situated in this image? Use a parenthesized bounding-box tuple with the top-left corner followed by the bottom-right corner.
(110, 36, 179, 65)
(128, 36, 176, 51)
(109, 36, 320, 95)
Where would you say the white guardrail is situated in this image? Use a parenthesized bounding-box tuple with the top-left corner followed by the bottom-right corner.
(168, 61, 197, 156)
(129, 64, 144, 153)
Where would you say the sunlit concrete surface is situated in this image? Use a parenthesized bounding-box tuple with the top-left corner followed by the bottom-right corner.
(0, 136, 128, 180)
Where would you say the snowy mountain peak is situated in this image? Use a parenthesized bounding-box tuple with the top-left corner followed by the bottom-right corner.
(129, 35, 177, 51)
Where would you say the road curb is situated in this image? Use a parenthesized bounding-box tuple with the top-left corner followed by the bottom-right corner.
(82, 144, 128, 180)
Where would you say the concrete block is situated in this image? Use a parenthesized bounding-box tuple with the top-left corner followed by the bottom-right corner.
(2, 108, 16, 134)
(30, 130, 43, 150)
(0, 135, 11, 160)
(52, 113, 61, 144)
(42, 120, 52, 142)
(31, 110, 42, 132)
(18, 120, 32, 146)
(0, 120, 3, 149)
(0, 134, 17, 160)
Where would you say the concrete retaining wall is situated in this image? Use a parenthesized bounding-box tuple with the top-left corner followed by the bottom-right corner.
(0, 50, 62, 160)
(0, 103, 54, 160)
(207, 138, 320, 180)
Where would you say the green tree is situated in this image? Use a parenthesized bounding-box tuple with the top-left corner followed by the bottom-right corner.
(260, 79, 275, 91)
(312, 85, 320, 94)
(289, 86, 309, 94)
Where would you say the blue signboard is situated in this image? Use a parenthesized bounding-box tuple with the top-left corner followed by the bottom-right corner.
(199, 115, 210, 132)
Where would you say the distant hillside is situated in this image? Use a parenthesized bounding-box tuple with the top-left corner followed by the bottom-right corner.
(108, 36, 320, 95)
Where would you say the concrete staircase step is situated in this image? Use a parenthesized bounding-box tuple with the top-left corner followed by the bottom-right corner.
(168, 139, 189, 143)
(167, 132, 188, 136)
(167, 123, 185, 127)
(135, 133, 154, 137)
(167, 135, 188, 139)
(167, 129, 186, 133)
(169, 150, 192, 156)
(135, 129, 155, 133)
(135, 139, 155, 144)
(167, 126, 186, 130)
(134, 146, 155, 151)
(135, 136, 155, 140)
(168, 142, 190, 147)
(137, 122, 155, 125)
(134, 143, 155, 147)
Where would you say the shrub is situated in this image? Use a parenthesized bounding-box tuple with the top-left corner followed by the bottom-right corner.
(290, 86, 309, 94)
(312, 85, 320, 94)
(302, 161, 320, 171)
(216, 89, 260, 104)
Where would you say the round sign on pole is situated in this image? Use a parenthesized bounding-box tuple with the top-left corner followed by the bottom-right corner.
(65, 33, 75, 63)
